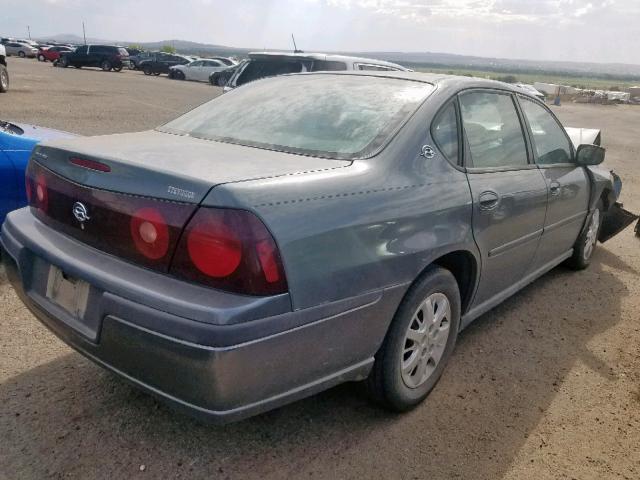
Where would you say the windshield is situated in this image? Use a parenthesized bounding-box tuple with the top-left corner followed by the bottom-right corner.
(159, 74, 434, 159)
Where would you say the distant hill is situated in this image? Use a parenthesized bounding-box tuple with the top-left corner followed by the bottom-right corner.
(41, 34, 640, 82)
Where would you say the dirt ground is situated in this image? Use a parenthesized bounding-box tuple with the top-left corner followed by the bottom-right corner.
(1, 59, 639, 480)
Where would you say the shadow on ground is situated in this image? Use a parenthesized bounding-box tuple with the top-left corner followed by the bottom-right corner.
(0, 251, 632, 479)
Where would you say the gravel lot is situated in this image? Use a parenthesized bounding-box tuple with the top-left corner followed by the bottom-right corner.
(1, 59, 639, 480)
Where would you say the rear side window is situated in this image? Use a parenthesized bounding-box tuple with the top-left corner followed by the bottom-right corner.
(237, 60, 306, 86)
(118, 48, 129, 56)
(460, 91, 528, 169)
(75, 46, 88, 55)
(357, 64, 395, 71)
(432, 102, 459, 164)
(519, 98, 573, 164)
(312, 60, 347, 71)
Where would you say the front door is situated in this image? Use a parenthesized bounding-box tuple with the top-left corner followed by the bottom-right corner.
(517, 96, 590, 267)
(460, 90, 548, 307)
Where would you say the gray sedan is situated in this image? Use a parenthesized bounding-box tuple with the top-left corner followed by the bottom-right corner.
(1, 72, 634, 423)
(4, 41, 38, 58)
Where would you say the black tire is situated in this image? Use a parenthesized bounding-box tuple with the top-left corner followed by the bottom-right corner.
(74, 65, 81, 69)
(0, 65, 9, 93)
(38, 54, 46, 62)
(18, 51, 25, 58)
(566, 200, 603, 270)
(153, 72, 161, 76)
(59, 57, 69, 68)
(101, 60, 112, 71)
(176, 71, 185, 80)
(143, 65, 152, 75)
(366, 266, 461, 411)
(113, 65, 123, 72)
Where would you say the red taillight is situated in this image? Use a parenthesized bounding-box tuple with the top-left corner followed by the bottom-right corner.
(186, 209, 242, 277)
(130, 208, 170, 260)
(171, 208, 287, 296)
(30, 171, 49, 212)
(70, 157, 111, 172)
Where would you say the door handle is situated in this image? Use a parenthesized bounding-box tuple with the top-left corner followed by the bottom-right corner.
(549, 182, 561, 196)
(479, 191, 501, 210)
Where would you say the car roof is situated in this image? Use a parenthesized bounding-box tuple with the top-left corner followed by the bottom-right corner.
(274, 70, 537, 98)
(247, 51, 409, 71)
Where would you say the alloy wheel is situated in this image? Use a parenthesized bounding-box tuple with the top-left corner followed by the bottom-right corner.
(401, 292, 451, 389)
(583, 209, 600, 260)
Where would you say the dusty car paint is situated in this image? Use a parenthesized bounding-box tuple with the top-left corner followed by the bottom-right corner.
(1, 72, 634, 422)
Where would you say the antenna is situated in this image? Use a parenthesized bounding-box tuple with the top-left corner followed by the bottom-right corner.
(291, 34, 302, 53)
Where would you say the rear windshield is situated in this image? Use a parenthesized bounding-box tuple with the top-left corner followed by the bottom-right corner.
(159, 74, 434, 159)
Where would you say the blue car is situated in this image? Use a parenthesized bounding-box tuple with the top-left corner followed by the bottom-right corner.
(0, 121, 75, 223)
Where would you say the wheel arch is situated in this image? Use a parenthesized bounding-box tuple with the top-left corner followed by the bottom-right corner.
(431, 250, 479, 316)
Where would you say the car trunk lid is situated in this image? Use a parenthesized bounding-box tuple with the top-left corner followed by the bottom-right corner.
(33, 130, 351, 203)
(26, 130, 351, 274)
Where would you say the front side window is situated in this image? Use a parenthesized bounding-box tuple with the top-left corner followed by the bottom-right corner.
(520, 97, 573, 165)
(75, 46, 88, 55)
(190, 61, 203, 67)
(460, 91, 528, 169)
(431, 102, 459, 163)
(160, 75, 434, 159)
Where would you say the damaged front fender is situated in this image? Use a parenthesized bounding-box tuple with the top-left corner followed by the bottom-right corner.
(597, 171, 639, 242)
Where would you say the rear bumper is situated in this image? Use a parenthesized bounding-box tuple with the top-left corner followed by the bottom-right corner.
(2, 208, 403, 423)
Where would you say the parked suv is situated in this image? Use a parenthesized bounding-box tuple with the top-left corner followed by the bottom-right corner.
(223, 51, 408, 90)
(0, 45, 8, 92)
(139, 53, 191, 75)
(58, 45, 130, 71)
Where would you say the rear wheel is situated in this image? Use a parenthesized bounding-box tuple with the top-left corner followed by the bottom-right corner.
(566, 200, 603, 270)
(143, 65, 152, 75)
(113, 65, 123, 72)
(59, 56, 69, 68)
(175, 70, 185, 80)
(18, 51, 26, 58)
(153, 72, 161, 76)
(101, 60, 112, 71)
(0, 65, 9, 93)
(367, 266, 460, 411)
(38, 54, 46, 62)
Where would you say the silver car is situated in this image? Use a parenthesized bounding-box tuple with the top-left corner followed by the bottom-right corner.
(4, 41, 38, 58)
(169, 59, 229, 82)
(1, 72, 634, 423)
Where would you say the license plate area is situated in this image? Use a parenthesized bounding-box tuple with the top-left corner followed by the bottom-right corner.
(46, 266, 90, 319)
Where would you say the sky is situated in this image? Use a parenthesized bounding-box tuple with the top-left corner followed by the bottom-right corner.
(1, 0, 639, 65)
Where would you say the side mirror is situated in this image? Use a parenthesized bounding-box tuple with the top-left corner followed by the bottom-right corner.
(576, 144, 605, 166)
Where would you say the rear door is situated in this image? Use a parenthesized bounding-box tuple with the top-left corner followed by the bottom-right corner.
(73, 45, 89, 66)
(201, 60, 224, 81)
(461, 90, 548, 307)
(517, 96, 589, 267)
